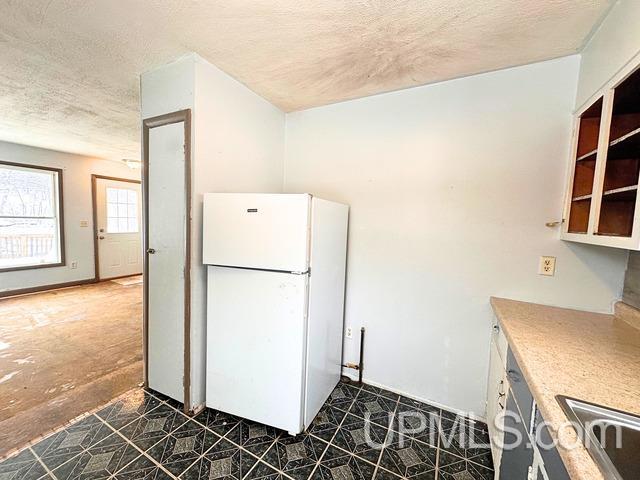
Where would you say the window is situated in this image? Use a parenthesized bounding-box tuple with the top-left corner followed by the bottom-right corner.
(106, 187, 139, 233)
(0, 162, 64, 271)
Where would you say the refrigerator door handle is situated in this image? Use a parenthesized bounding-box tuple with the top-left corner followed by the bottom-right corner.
(208, 264, 308, 275)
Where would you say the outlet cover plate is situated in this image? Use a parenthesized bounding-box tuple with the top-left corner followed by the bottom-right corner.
(538, 256, 556, 276)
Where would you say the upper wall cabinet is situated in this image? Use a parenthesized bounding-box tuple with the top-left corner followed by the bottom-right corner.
(562, 63, 640, 249)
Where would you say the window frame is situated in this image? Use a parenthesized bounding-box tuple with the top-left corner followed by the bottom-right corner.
(0, 160, 65, 272)
(105, 186, 140, 234)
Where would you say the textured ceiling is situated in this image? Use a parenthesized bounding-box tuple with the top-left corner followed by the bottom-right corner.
(0, 0, 613, 160)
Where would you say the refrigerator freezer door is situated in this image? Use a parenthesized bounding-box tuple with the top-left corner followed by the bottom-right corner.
(203, 193, 310, 272)
(206, 266, 307, 434)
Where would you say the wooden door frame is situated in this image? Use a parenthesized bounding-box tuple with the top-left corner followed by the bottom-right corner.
(91, 174, 142, 282)
(142, 109, 192, 414)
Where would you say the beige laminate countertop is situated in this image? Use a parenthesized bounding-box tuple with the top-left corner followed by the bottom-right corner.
(490, 297, 640, 480)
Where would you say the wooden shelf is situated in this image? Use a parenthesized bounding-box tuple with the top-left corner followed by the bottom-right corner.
(607, 127, 640, 161)
(610, 126, 640, 147)
(598, 185, 638, 238)
(603, 185, 638, 196)
(572, 186, 638, 202)
(576, 149, 597, 162)
(575, 100, 602, 159)
(572, 194, 592, 201)
(576, 128, 640, 162)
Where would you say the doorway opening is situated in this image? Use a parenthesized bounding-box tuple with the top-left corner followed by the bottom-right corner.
(0, 175, 144, 457)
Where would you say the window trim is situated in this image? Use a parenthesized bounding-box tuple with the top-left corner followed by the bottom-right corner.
(0, 160, 65, 272)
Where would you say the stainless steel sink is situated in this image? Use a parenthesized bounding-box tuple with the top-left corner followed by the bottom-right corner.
(556, 395, 640, 480)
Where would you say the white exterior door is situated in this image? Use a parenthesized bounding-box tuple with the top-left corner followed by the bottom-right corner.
(202, 193, 310, 272)
(147, 121, 186, 403)
(95, 178, 142, 280)
(206, 266, 307, 434)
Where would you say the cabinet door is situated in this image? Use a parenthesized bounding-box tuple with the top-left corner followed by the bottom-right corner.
(566, 97, 604, 235)
(487, 340, 507, 472)
(507, 349, 534, 425)
(562, 61, 640, 249)
(531, 450, 549, 480)
(595, 67, 640, 239)
(499, 390, 534, 479)
(533, 408, 571, 480)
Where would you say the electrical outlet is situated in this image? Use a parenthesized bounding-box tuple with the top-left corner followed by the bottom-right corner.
(538, 256, 556, 276)
(71, 261, 78, 269)
(346, 326, 353, 339)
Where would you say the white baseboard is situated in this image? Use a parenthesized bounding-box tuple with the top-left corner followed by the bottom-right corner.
(340, 371, 486, 423)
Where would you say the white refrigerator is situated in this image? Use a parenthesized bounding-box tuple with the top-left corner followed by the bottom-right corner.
(203, 193, 349, 434)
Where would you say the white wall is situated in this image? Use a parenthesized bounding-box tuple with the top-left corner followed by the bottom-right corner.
(576, 0, 640, 108)
(141, 53, 285, 409)
(0, 141, 139, 294)
(284, 56, 628, 415)
(140, 55, 196, 119)
(190, 55, 285, 407)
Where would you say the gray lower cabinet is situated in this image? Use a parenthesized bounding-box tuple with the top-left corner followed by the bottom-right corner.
(507, 348, 533, 425)
(488, 323, 571, 480)
(534, 409, 571, 480)
(499, 391, 534, 478)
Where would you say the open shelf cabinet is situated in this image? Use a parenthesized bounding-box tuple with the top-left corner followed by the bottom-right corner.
(562, 59, 640, 249)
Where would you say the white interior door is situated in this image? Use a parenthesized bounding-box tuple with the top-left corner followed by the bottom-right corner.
(95, 178, 142, 280)
(206, 266, 307, 433)
(147, 121, 186, 403)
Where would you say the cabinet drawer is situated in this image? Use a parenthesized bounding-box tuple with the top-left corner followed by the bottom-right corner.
(506, 348, 534, 426)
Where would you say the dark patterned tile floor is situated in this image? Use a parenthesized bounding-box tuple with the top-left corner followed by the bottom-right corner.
(146, 421, 219, 477)
(0, 382, 493, 479)
(52, 433, 140, 480)
(31, 415, 114, 472)
(96, 390, 163, 431)
(330, 414, 387, 464)
(377, 434, 437, 480)
(262, 432, 328, 480)
(0, 448, 50, 479)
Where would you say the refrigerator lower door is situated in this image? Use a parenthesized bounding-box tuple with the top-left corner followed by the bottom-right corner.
(206, 266, 308, 434)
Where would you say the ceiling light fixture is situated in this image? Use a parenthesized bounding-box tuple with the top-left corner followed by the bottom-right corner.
(123, 158, 142, 169)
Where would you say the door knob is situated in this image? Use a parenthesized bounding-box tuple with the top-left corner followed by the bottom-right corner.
(98, 236, 105, 240)
(147, 248, 156, 254)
